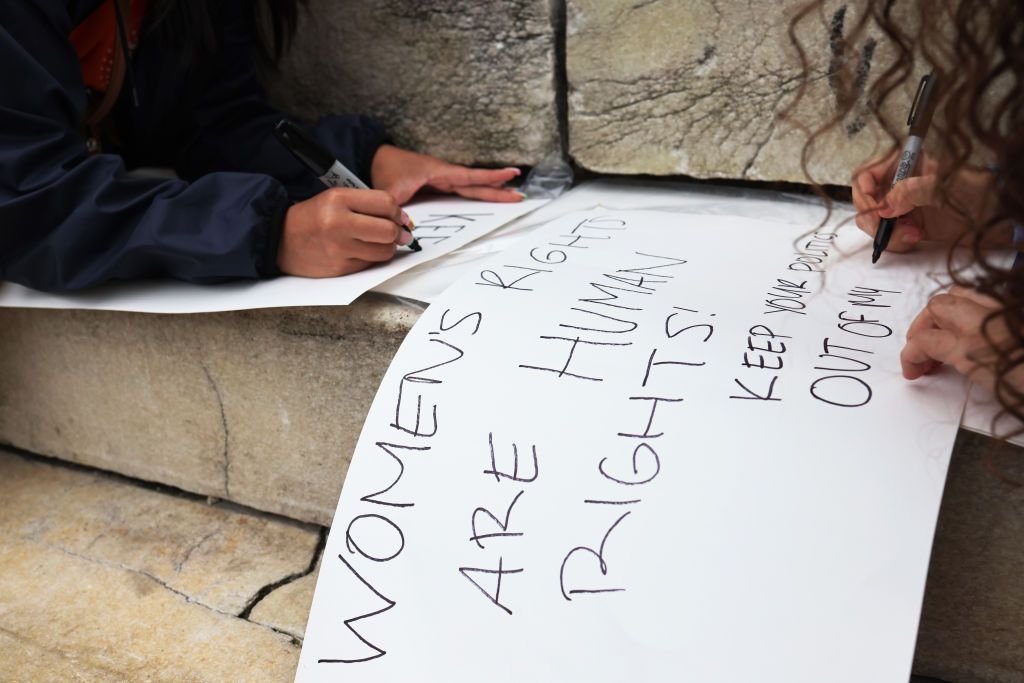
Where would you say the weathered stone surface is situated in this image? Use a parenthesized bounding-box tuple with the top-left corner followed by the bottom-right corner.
(265, 0, 560, 165)
(0, 450, 321, 615)
(0, 451, 306, 682)
(0, 297, 420, 525)
(0, 537, 299, 682)
(250, 557, 320, 640)
(567, 0, 909, 184)
(913, 431, 1024, 683)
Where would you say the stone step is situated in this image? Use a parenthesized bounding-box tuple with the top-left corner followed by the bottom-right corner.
(0, 447, 320, 681)
(0, 297, 420, 526)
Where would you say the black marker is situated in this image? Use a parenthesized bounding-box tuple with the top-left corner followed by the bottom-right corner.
(872, 73, 938, 263)
(273, 119, 421, 252)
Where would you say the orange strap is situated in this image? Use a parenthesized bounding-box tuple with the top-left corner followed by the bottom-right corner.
(69, 0, 149, 125)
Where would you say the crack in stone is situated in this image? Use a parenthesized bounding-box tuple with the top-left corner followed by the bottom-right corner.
(200, 363, 231, 498)
(238, 527, 327, 625)
(174, 528, 220, 573)
(33, 537, 305, 649)
(31, 539, 239, 619)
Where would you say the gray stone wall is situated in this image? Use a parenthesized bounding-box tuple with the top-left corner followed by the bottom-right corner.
(566, 0, 902, 184)
(267, 0, 562, 166)
(266, 1, 912, 185)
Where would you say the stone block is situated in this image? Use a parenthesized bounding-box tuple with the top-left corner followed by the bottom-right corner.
(0, 450, 310, 682)
(567, 0, 908, 184)
(0, 450, 321, 615)
(0, 297, 421, 526)
(250, 557, 320, 640)
(266, 0, 560, 165)
(913, 431, 1024, 682)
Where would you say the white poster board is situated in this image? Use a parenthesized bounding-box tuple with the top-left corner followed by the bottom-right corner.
(0, 197, 545, 313)
(298, 209, 966, 682)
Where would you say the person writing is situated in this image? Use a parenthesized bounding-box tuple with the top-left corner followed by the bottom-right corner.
(791, 0, 1022, 424)
(0, 0, 522, 292)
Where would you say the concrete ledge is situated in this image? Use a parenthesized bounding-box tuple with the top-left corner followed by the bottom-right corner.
(0, 297, 420, 525)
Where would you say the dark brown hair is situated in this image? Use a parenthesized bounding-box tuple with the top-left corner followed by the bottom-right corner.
(787, 0, 1024, 435)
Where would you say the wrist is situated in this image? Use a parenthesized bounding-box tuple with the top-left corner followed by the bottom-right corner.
(370, 144, 404, 188)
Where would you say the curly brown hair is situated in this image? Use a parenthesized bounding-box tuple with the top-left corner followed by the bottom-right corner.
(787, 0, 1024, 435)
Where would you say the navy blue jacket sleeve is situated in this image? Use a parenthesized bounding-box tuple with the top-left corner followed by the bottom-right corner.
(0, 1, 385, 292)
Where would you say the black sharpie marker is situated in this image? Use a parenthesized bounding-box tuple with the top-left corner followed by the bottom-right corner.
(872, 73, 938, 263)
(273, 119, 421, 252)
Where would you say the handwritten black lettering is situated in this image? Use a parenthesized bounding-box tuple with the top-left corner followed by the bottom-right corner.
(809, 374, 873, 407)
(483, 432, 539, 483)
(317, 554, 395, 664)
(616, 396, 683, 439)
(730, 376, 782, 401)
(435, 308, 482, 336)
(617, 251, 687, 279)
(470, 490, 525, 549)
(599, 443, 661, 486)
(838, 311, 893, 338)
(848, 286, 902, 307)
(643, 348, 705, 386)
(459, 559, 524, 615)
(519, 336, 631, 382)
(476, 265, 551, 291)
(559, 512, 631, 600)
(345, 514, 405, 563)
(560, 307, 639, 334)
(359, 442, 430, 508)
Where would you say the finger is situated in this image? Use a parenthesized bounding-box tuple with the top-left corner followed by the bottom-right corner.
(851, 150, 898, 190)
(345, 239, 398, 263)
(852, 168, 883, 211)
(926, 292, 990, 337)
(884, 215, 925, 253)
(901, 328, 959, 379)
(346, 214, 404, 244)
(879, 175, 939, 218)
(454, 185, 525, 202)
(948, 285, 1001, 310)
(327, 188, 404, 225)
(905, 304, 937, 341)
(851, 178, 876, 213)
(854, 209, 878, 237)
(440, 166, 521, 188)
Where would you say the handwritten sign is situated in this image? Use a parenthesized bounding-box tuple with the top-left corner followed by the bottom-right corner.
(0, 197, 545, 313)
(298, 209, 966, 682)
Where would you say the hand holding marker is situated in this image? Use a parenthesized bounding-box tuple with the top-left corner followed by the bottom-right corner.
(872, 73, 938, 263)
(273, 120, 421, 252)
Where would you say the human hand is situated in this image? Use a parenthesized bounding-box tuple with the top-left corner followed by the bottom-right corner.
(277, 188, 413, 277)
(370, 144, 523, 205)
(851, 153, 1008, 254)
(900, 286, 1015, 392)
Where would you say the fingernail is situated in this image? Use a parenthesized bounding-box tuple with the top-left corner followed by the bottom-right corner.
(517, 191, 528, 200)
(401, 211, 413, 228)
(901, 229, 920, 244)
(511, 167, 522, 176)
(397, 227, 413, 245)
